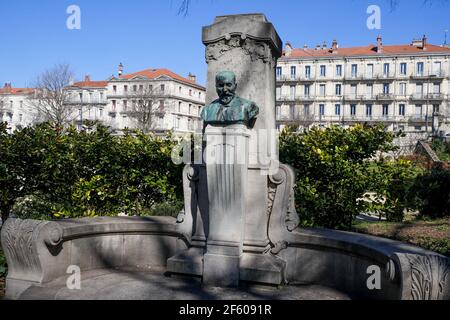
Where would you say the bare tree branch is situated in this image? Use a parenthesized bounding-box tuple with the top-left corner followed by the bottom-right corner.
(124, 85, 164, 133)
(27, 63, 79, 126)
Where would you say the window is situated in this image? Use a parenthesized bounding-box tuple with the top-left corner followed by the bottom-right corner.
(304, 104, 310, 115)
(178, 102, 182, 112)
(160, 84, 165, 92)
(99, 108, 103, 117)
(276, 87, 281, 99)
(290, 86, 296, 98)
(139, 85, 144, 91)
(189, 89, 192, 96)
(133, 85, 137, 92)
(383, 83, 390, 94)
(335, 84, 342, 96)
(335, 104, 341, 116)
(382, 104, 389, 116)
(160, 100, 164, 111)
(124, 85, 128, 92)
(432, 61, 442, 76)
(383, 63, 390, 76)
(319, 84, 326, 96)
(351, 64, 358, 77)
(123, 100, 127, 111)
(400, 63, 407, 75)
(417, 62, 424, 76)
(289, 105, 296, 119)
(179, 86, 182, 93)
(290, 66, 296, 79)
(305, 66, 311, 78)
(199, 92, 201, 99)
(113, 85, 117, 93)
(414, 126, 422, 131)
(174, 117, 180, 129)
(336, 65, 342, 76)
(367, 64, 374, 78)
(416, 83, 423, 95)
(19, 100, 23, 108)
(433, 104, 440, 113)
(276, 106, 281, 118)
(188, 118, 192, 131)
(415, 104, 423, 117)
(112, 100, 116, 111)
(366, 84, 373, 97)
(19, 114, 23, 122)
(276, 67, 282, 78)
(320, 65, 326, 77)
(399, 104, 405, 116)
(189, 104, 192, 114)
(366, 104, 372, 117)
(399, 83, 406, 95)
(304, 84, 310, 96)
(434, 83, 441, 94)
(350, 104, 356, 116)
(319, 104, 325, 116)
(149, 85, 153, 92)
(350, 84, 357, 95)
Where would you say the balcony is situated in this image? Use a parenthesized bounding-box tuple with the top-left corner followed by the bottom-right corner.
(410, 71, 446, 80)
(376, 93, 395, 101)
(408, 115, 429, 124)
(277, 75, 315, 83)
(425, 93, 445, 101)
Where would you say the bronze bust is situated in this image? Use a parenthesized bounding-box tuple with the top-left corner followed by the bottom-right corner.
(201, 71, 259, 128)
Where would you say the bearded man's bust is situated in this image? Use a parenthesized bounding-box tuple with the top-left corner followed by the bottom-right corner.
(201, 71, 259, 128)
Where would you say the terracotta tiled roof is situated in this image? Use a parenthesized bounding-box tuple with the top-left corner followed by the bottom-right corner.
(0, 87, 35, 95)
(119, 68, 205, 90)
(71, 80, 108, 88)
(284, 43, 450, 59)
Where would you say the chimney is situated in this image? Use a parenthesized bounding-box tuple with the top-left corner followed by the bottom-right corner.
(377, 35, 383, 53)
(188, 73, 196, 83)
(422, 34, 427, 50)
(303, 44, 308, 49)
(315, 44, 321, 50)
(322, 41, 327, 49)
(84, 75, 91, 82)
(331, 39, 338, 52)
(4, 82, 12, 89)
(118, 62, 124, 77)
(285, 42, 293, 56)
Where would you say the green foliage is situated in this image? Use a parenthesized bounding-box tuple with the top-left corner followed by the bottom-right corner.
(140, 201, 184, 218)
(0, 122, 183, 220)
(279, 124, 398, 229)
(411, 167, 450, 218)
(431, 138, 450, 162)
(0, 248, 6, 277)
(364, 159, 424, 222)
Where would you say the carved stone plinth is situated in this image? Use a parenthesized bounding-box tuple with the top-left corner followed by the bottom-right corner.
(202, 124, 250, 287)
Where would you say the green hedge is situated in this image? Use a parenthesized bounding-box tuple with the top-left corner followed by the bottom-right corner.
(0, 122, 183, 220)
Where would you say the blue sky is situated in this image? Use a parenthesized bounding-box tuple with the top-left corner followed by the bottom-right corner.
(0, 0, 449, 87)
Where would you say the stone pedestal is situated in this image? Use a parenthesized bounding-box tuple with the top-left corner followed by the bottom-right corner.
(202, 124, 249, 287)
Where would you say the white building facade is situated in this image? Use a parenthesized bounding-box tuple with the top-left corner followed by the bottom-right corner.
(0, 84, 36, 133)
(276, 36, 450, 139)
(66, 68, 205, 134)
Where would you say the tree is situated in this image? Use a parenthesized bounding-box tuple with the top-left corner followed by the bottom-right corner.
(125, 86, 163, 133)
(27, 64, 79, 126)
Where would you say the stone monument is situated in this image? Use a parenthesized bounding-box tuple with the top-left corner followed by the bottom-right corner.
(1, 13, 449, 300)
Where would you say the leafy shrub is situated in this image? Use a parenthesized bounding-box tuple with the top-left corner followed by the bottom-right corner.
(364, 159, 423, 222)
(0, 248, 6, 277)
(279, 124, 398, 229)
(140, 201, 184, 218)
(411, 167, 450, 218)
(10, 194, 54, 220)
(0, 122, 184, 220)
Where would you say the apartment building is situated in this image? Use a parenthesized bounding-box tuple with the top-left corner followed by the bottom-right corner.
(276, 36, 450, 137)
(0, 83, 36, 133)
(67, 66, 205, 133)
(1, 66, 205, 134)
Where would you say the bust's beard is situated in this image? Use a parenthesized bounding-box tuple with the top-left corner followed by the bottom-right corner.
(219, 95, 234, 105)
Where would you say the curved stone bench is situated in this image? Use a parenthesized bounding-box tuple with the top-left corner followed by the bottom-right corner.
(1, 216, 188, 299)
(1, 216, 449, 300)
(279, 228, 450, 300)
